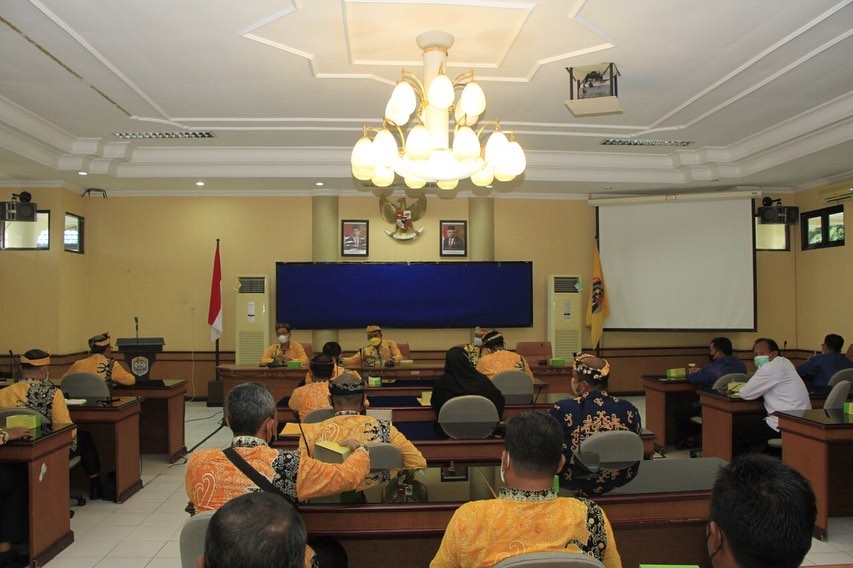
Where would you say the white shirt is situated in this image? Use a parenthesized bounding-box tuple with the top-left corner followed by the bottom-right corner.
(739, 356, 810, 431)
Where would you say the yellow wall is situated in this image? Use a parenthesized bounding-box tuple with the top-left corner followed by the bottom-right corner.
(1, 186, 847, 355)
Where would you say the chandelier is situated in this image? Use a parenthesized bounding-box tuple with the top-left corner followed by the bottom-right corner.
(351, 31, 526, 190)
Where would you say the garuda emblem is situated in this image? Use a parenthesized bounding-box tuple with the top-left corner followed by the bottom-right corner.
(381, 195, 427, 240)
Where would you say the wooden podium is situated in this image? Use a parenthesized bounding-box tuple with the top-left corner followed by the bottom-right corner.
(116, 337, 164, 381)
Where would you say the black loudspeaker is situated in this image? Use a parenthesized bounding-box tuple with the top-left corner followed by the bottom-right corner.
(0, 201, 37, 222)
(758, 205, 799, 225)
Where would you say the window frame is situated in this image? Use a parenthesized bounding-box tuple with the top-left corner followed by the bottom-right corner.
(64, 212, 85, 254)
(1, 209, 50, 250)
(801, 204, 845, 251)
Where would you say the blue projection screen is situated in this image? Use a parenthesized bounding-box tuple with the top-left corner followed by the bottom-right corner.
(276, 262, 532, 329)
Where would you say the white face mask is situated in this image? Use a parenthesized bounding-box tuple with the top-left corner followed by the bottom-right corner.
(278, 334, 289, 343)
(473, 337, 484, 347)
(754, 355, 770, 368)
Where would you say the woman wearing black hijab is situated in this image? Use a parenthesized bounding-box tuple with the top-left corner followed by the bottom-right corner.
(431, 347, 505, 434)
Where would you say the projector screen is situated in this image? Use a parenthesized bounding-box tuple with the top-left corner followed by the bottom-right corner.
(275, 262, 532, 329)
(597, 198, 756, 331)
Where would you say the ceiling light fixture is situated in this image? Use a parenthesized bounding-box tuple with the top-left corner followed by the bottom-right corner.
(351, 30, 525, 191)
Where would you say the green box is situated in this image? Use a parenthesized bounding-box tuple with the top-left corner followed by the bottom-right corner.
(5, 414, 41, 429)
(844, 402, 853, 415)
(286, 360, 302, 369)
(666, 367, 687, 378)
(367, 375, 382, 387)
(549, 358, 566, 367)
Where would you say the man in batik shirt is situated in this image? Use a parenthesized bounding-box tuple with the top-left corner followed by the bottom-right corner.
(63, 332, 135, 385)
(186, 382, 370, 512)
(341, 325, 402, 368)
(476, 330, 535, 381)
(299, 373, 425, 489)
(430, 411, 622, 568)
(260, 322, 309, 368)
(549, 353, 642, 494)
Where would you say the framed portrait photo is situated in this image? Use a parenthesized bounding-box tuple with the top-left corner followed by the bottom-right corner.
(342, 220, 369, 256)
(440, 220, 467, 257)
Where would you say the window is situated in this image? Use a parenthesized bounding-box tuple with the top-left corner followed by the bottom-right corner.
(754, 216, 789, 251)
(64, 213, 84, 253)
(1, 210, 49, 250)
(801, 205, 845, 250)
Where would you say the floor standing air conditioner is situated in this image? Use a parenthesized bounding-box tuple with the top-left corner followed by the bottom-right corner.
(235, 275, 269, 365)
(547, 275, 582, 359)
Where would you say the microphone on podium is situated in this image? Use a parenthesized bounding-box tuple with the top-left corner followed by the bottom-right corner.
(134, 316, 140, 343)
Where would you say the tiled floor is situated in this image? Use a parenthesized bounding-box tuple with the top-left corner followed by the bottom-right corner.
(42, 398, 853, 567)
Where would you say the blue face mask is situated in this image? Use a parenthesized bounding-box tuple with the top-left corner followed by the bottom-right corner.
(473, 337, 484, 347)
(753, 355, 770, 368)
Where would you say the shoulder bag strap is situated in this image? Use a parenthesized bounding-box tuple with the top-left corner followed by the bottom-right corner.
(222, 447, 282, 496)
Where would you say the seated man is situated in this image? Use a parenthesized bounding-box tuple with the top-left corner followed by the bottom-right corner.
(475, 331, 535, 381)
(305, 342, 361, 384)
(289, 354, 337, 421)
(341, 325, 402, 368)
(261, 322, 309, 368)
(186, 382, 370, 512)
(707, 454, 815, 568)
(63, 332, 135, 385)
(462, 326, 489, 367)
(299, 373, 425, 489)
(734, 338, 810, 456)
(797, 333, 853, 387)
(430, 412, 621, 567)
(675, 337, 747, 448)
(200, 492, 306, 568)
(1, 350, 104, 499)
(548, 354, 642, 493)
(0, 426, 31, 567)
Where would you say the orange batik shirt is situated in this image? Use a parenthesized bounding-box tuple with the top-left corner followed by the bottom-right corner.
(299, 411, 426, 489)
(341, 340, 402, 367)
(260, 342, 309, 367)
(431, 488, 621, 568)
(64, 354, 136, 385)
(289, 381, 333, 421)
(185, 436, 370, 512)
(476, 350, 535, 381)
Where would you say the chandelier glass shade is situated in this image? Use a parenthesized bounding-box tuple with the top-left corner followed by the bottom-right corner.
(351, 31, 525, 189)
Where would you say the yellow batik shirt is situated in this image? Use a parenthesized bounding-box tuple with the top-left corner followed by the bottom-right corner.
(342, 340, 402, 367)
(430, 488, 622, 568)
(289, 381, 333, 421)
(298, 411, 426, 489)
(64, 354, 136, 385)
(260, 342, 309, 367)
(476, 350, 535, 381)
(462, 343, 483, 367)
(0, 381, 76, 443)
(185, 435, 370, 512)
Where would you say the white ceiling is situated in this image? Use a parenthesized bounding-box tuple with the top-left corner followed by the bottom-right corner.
(0, 0, 851, 198)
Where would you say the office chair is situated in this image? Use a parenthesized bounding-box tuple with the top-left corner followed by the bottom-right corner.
(396, 342, 411, 358)
(828, 368, 853, 387)
(493, 551, 605, 567)
(303, 407, 335, 424)
(688, 372, 748, 458)
(365, 442, 403, 471)
(577, 430, 644, 464)
(301, 342, 313, 359)
(437, 395, 499, 439)
(492, 371, 534, 404)
(61, 372, 110, 398)
(0, 408, 87, 507)
(767, 380, 851, 450)
(179, 511, 215, 568)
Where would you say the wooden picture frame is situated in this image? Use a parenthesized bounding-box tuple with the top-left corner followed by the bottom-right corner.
(342, 220, 369, 256)
(440, 220, 467, 257)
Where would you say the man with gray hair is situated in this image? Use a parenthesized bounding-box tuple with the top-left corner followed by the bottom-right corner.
(185, 382, 370, 512)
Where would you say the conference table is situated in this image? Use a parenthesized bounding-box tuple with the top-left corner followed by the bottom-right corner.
(641, 375, 701, 448)
(299, 458, 726, 568)
(698, 389, 831, 462)
(69, 396, 143, 502)
(219, 363, 565, 405)
(0, 422, 75, 566)
(115, 379, 188, 462)
(777, 409, 853, 540)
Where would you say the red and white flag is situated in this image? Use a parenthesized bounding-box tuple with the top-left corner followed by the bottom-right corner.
(207, 241, 222, 342)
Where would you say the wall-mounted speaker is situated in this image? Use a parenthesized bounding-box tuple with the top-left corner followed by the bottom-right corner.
(0, 201, 37, 222)
(758, 205, 799, 225)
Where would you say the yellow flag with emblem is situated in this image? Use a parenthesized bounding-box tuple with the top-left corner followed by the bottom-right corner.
(586, 242, 609, 348)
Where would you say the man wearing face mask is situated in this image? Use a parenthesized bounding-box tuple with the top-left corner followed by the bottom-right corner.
(260, 322, 309, 368)
(341, 325, 402, 368)
(186, 382, 370, 512)
(733, 338, 810, 456)
(462, 326, 488, 366)
(430, 412, 622, 568)
(675, 337, 747, 449)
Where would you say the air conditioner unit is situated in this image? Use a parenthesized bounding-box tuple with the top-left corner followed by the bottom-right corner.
(547, 275, 582, 359)
(235, 275, 269, 365)
(819, 183, 853, 203)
